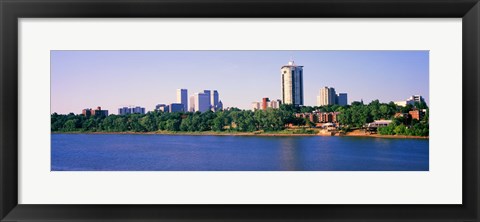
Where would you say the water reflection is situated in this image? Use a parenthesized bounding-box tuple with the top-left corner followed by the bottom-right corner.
(278, 138, 302, 170)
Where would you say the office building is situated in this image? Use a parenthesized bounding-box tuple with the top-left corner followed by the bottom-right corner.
(131, 106, 145, 114)
(203, 90, 212, 109)
(318, 87, 336, 106)
(318, 87, 348, 106)
(262, 97, 270, 111)
(195, 92, 210, 112)
(118, 107, 132, 115)
(189, 95, 196, 112)
(211, 90, 219, 111)
(395, 95, 425, 107)
(92, 106, 108, 117)
(156, 104, 169, 113)
(82, 108, 92, 118)
(269, 99, 282, 109)
(337, 93, 348, 106)
(186, 90, 222, 112)
(170, 103, 184, 113)
(83, 107, 108, 117)
(176, 89, 188, 112)
(281, 61, 304, 106)
(252, 98, 281, 110)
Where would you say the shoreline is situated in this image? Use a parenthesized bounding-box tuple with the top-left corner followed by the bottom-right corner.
(52, 130, 429, 139)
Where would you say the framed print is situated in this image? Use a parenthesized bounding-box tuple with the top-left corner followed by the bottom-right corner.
(1, 0, 479, 221)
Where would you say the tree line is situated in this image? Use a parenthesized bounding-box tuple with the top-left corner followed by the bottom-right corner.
(51, 108, 299, 133)
(51, 100, 428, 136)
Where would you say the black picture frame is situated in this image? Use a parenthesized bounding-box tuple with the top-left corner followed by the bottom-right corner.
(1, 0, 479, 221)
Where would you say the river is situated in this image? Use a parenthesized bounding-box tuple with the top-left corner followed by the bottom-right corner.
(51, 134, 429, 171)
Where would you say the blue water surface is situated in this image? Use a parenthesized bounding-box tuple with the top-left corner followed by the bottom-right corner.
(51, 134, 429, 171)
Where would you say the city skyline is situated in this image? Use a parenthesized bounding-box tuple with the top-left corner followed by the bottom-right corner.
(51, 50, 429, 114)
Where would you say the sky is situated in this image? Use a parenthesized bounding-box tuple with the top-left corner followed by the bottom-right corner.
(51, 50, 429, 114)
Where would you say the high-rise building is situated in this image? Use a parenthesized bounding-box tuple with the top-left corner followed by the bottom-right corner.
(195, 92, 210, 112)
(203, 90, 212, 109)
(330, 88, 337, 105)
(317, 87, 328, 106)
(156, 104, 169, 113)
(119, 106, 145, 115)
(270, 99, 282, 109)
(262, 97, 270, 111)
(118, 107, 132, 115)
(211, 90, 219, 111)
(317, 87, 338, 106)
(176, 89, 188, 112)
(337, 93, 348, 106)
(269, 99, 282, 109)
(189, 90, 222, 112)
(131, 106, 145, 114)
(189, 95, 196, 112)
(82, 108, 92, 117)
(92, 106, 108, 117)
(281, 61, 304, 106)
(252, 98, 281, 111)
(170, 103, 184, 113)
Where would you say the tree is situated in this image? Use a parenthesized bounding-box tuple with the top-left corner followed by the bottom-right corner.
(63, 119, 78, 131)
(165, 119, 181, 131)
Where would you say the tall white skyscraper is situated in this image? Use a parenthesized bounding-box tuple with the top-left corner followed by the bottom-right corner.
(281, 61, 304, 106)
(176, 89, 188, 112)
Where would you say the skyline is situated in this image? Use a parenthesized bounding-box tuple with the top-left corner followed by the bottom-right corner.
(51, 50, 429, 114)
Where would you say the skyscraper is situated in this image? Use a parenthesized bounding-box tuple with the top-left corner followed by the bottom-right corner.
(211, 90, 219, 111)
(195, 92, 210, 112)
(131, 106, 145, 114)
(189, 95, 196, 112)
(118, 107, 131, 115)
(170, 103, 184, 112)
(337, 93, 348, 106)
(262, 97, 270, 111)
(176, 89, 188, 112)
(329, 87, 336, 105)
(317, 87, 336, 106)
(203, 90, 212, 108)
(281, 61, 304, 106)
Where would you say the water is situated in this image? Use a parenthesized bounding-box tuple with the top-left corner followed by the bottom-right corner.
(51, 134, 429, 171)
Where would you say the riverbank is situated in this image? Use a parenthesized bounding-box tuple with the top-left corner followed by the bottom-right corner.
(53, 130, 317, 137)
(341, 129, 428, 139)
(53, 129, 428, 139)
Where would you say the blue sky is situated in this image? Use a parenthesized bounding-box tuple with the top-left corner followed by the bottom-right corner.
(51, 50, 429, 114)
